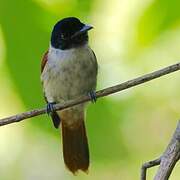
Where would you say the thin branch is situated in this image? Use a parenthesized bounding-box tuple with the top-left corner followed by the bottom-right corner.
(154, 120, 180, 180)
(141, 121, 180, 180)
(141, 158, 161, 180)
(1, 62, 180, 126)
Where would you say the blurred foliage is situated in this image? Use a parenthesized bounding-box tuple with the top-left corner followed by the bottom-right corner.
(137, 0, 180, 46)
(0, 0, 180, 179)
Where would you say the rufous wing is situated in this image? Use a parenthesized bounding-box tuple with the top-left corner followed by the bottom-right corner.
(41, 51, 61, 128)
(41, 51, 49, 73)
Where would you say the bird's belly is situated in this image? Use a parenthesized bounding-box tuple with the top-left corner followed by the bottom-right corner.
(41, 49, 97, 103)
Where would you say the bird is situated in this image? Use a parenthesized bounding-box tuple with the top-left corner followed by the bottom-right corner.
(40, 17, 98, 174)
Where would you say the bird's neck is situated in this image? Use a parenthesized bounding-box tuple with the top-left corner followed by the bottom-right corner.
(49, 43, 89, 53)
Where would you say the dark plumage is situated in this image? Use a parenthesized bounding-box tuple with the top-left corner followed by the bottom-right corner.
(51, 17, 92, 50)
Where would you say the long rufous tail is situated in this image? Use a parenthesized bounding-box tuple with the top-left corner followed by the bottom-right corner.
(60, 110, 89, 174)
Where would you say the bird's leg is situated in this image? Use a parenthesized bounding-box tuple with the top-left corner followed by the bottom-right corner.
(46, 102, 56, 115)
(88, 90, 97, 103)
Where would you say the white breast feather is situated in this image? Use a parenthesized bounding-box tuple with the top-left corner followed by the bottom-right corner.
(41, 45, 97, 103)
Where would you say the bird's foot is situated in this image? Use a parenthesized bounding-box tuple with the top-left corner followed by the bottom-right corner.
(88, 91, 97, 103)
(46, 102, 56, 115)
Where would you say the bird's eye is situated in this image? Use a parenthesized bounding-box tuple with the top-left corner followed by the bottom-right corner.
(61, 34, 66, 40)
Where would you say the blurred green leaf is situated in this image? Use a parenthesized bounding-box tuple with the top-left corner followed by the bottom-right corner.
(137, 0, 180, 46)
(87, 99, 130, 162)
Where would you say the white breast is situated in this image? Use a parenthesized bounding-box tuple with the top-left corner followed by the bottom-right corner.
(41, 45, 97, 103)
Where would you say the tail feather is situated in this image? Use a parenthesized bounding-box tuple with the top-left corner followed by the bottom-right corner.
(51, 111, 61, 128)
(61, 119, 89, 174)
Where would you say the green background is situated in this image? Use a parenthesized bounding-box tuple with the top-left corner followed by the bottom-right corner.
(0, 0, 180, 179)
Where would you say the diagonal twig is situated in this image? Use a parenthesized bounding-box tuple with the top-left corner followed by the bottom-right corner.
(0, 62, 180, 126)
(141, 158, 161, 180)
(154, 120, 180, 180)
(141, 121, 180, 180)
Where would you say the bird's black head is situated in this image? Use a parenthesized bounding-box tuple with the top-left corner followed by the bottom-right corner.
(51, 17, 93, 50)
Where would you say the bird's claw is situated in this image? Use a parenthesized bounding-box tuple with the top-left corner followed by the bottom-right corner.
(88, 91, 97, 103)
(46, 102, 56, 115)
